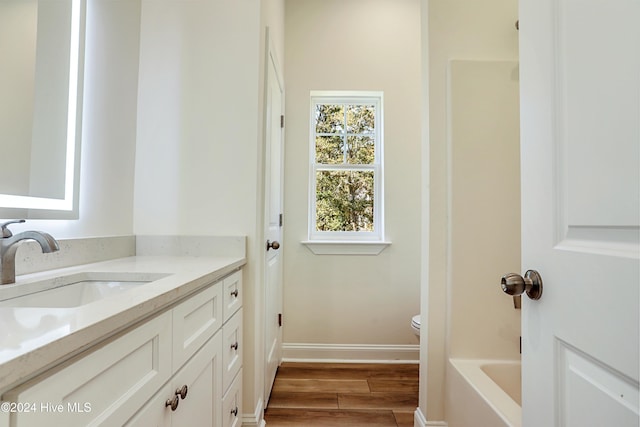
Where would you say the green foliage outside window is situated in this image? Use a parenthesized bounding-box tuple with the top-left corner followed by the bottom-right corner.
(314, 103, 377, 232)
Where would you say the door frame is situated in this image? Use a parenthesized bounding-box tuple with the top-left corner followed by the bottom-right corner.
(260, 26, 285, 410)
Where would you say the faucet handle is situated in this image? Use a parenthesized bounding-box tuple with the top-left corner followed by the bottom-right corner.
(1, 219, 26, 238)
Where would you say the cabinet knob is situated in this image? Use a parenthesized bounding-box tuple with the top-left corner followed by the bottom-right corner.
(231, 406, 239, 417)
(165, 396, 179, 411)
(231, 342, 239, 351)
(231, 289, 239, 298)
(176, 384, 188, 400)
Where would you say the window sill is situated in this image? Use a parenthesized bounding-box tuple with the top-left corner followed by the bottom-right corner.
(301, 240, 391, 255)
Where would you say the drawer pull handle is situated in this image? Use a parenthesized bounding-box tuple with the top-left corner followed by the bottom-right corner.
(176, 384, 188, 400)
(165, 396, 179, 411)
(231, 406, 239, 417)
(231, 289, 239, 298)
(231, 342, 239, 351)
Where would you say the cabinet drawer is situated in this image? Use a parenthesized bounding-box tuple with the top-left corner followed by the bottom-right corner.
(222, 271, 242, 323)
(222, 309, 242, 392)
(172, 282, 223, 371)
(222, 369, 242, 427)
(4, 311, 172, 427)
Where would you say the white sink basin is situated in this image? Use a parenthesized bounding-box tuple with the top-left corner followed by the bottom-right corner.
(0, 272, 169, 308)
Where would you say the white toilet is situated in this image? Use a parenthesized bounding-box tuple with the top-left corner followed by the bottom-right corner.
(411, 314, 421, 338)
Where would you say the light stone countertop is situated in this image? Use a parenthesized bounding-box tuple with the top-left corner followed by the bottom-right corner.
(0, 255, 245, 395)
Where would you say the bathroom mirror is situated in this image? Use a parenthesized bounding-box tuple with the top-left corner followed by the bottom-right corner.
(0, 0, 85, 219)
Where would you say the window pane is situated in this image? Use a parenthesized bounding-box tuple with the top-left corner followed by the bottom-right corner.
(347, 136, 375, 164)
(316, 170, 374, 232)
(346, 104, 375, 133)
(315, 104, 344, 133)
(316, 136, 344, 164)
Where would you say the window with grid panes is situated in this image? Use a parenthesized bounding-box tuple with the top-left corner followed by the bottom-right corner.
(308, 92, 384, 242)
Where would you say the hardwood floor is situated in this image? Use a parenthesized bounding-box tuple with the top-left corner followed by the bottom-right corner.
(264, 362, 419, 427)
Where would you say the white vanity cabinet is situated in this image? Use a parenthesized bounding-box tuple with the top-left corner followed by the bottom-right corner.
(2, 269, 243, 427)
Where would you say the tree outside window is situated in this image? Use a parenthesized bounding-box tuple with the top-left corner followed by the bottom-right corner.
(309, 92, 384, 242)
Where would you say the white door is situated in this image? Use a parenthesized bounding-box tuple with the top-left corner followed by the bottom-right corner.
(519, 0, 639, 426)
(263, 35, 284, 405)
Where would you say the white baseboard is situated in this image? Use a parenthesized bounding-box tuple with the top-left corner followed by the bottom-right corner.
(415, 408, 427, 427)
(414, 408, 447, 427)
(282, 343, 419, 363)
(242, 397, 265, 427)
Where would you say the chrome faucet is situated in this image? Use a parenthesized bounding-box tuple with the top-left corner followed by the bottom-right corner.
(0, 220, 59, 285)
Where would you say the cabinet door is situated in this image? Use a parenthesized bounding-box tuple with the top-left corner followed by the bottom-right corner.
(125, 330, 223, 427)
(222, 309, 243, 392)
(173, 282, 223, 371)
(123, 383, 171, 427)
(172, 330, 223, 427)
(5, 312, 172, 427)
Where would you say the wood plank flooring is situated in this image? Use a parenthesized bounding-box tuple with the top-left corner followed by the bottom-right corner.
(264, 362, 419, 427)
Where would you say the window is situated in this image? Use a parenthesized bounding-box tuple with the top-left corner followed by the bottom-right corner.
(306, 91, 387, 253)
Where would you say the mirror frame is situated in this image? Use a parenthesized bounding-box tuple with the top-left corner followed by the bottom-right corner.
(0, 0, 86, 220)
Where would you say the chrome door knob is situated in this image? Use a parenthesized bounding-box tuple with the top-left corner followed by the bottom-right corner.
(501, 270, 543, 300)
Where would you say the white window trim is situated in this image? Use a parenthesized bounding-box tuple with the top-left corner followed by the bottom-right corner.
(301, 240, 391, 255)
(303, 91, 390, 255)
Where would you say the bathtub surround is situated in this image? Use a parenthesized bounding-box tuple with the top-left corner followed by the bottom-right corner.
(424, 0, 520, 421)
(442, 60, 522, 426)
(447, 359, 521, 427)
(447, 60, 521, 361)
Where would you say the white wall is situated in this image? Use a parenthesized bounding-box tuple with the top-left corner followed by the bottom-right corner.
(283, 0, 422, 356)
(421, 0, 519, 421)
(133, 0, 260, 237)
(133, 0, 286, 423)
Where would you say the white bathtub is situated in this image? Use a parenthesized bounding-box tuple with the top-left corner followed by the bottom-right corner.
(446, 359, 522, 427)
